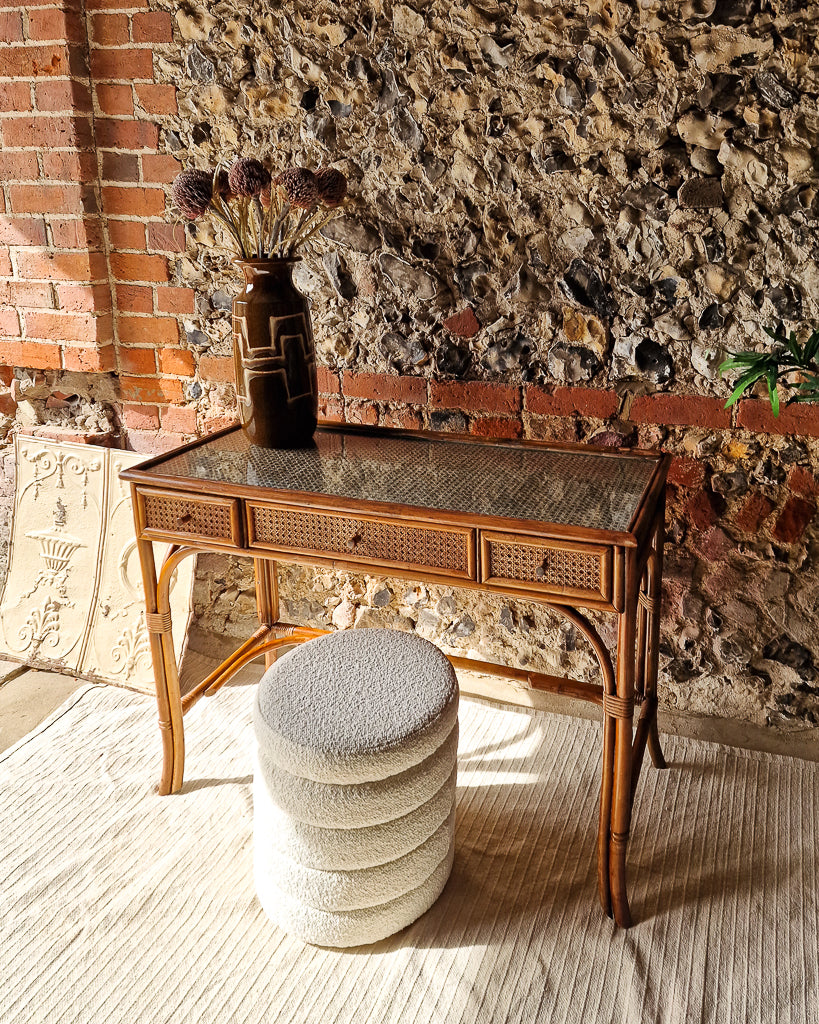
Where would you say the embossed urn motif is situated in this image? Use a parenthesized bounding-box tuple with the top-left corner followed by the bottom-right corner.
(232, 258, 318, 448)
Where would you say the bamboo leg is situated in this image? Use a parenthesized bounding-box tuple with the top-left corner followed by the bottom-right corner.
(645, 504, 667, 770)
(631, 568, 652, 797)
(255, 558, 280, 669)
(137, 537, 184, 796)
(154, 547, 200, 794)
(598, 711, 615, 918)
(609, 547, 638, 928)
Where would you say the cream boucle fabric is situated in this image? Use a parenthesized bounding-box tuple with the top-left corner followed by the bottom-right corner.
(254, 845, 456, 949)
(253, 629, 458, 946)
(253, 767, 456, 872)
(255, 812, 455, 912)
(254, 629, 459, 784)
(254, 722, 458, 828)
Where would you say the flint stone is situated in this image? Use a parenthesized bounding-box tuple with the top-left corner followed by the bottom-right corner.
(422, 153, 446, 182)
(754, 70, 797, 110)
(185, 329, 210, 349)
(322, 251, 357, 301)
(187, 46, 215, 82)
(451, 614, 475, 637)
(321, 217, 381, 254)
(482, 331, 534, 375)
(391, 106, 424, 150)
(380, 330, 429, 371)
(679, 177, 724, 209)
(379, 254, 438, 299)
(435, 339, 471, 377)
(304, 113, 337, 147)
(547, 344, 601, 383)
(677, 110, 729, 150)
(698, 304, 724, 330)
(691, 339, 723, 379)
(454, 260, 490, 299)
(635, 339, 674, 383)
(690, 147, 722, 175)
(560, 259, 616, 320)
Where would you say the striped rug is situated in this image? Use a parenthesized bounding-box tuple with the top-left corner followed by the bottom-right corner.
(1, 681, 816, 1024)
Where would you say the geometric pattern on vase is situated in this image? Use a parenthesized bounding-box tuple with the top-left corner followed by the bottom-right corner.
(0, 437, 193, 693)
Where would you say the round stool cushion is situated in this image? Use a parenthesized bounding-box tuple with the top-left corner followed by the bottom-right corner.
(255, 811, 455, 912)
(254, 844, 455, 948)
(254, 629, 459, 784)
(254, 721, 458, 828)
(253, 766, 456, 871)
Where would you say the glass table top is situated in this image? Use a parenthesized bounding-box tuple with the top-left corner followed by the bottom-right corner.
(139, 428, 659, 533)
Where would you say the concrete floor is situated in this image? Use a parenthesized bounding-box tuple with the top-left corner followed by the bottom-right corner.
(0, 660, 85, 752)
(3, 647, 819, 762)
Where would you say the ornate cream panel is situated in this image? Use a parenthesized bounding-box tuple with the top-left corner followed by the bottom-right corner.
(0, 437, 193, 693)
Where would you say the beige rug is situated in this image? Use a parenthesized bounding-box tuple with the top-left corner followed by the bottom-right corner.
(1, 680, 817, 1024)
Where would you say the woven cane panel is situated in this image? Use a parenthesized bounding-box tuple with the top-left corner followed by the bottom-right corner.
(141, 492, 235, 542)
(150, 428, 658, 533)
(250, 504, 472, 575)
(485, 537, 604, 598)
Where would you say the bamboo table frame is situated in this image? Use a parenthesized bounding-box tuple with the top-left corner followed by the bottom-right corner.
(121, 424, 671, 928)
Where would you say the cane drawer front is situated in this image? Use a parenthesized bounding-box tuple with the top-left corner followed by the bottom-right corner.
(136, 487, 243, 547)
(480, 531, 612, 603)
(247, 501, 476, 580)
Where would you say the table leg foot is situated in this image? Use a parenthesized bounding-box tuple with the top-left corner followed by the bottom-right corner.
(648, 715, 667, 769)
(610, 830, 633, 928)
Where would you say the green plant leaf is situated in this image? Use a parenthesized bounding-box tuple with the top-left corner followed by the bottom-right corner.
(720, 352, 768, 371)
(805, 330, 819, 363)
(767, 367, 780, 417)
(723, 366, 770, 409)
(784, 331, 801, 362)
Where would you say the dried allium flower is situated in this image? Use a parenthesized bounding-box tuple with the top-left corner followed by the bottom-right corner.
(315, 167, 347, 207)
(172, 169, 213, 219)
(275, 167, 319, 210)
(228, 157, 271, 198)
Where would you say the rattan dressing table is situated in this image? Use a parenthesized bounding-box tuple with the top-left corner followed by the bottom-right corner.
(121, 423, 671, 928)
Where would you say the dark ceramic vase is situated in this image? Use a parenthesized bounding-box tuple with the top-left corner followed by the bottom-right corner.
(232, 258, 318, 448)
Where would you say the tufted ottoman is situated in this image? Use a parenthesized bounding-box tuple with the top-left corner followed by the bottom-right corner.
(252, 628, 459, 948)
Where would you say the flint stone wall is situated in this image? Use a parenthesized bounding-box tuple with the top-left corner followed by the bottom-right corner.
(166, 1, 819, 730)
(2, 1, 816, 731)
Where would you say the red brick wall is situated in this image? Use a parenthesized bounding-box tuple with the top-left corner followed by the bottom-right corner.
(0, 0, 197, 449)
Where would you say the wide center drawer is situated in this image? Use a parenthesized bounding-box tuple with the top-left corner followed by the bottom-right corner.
(480, 531, 612, 604)
(136, 487, 243, 547)
(247, 501, 476, 580)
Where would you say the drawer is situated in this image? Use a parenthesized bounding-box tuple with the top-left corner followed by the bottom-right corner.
(247, 502, 476, 580)
(480, 531, 612, 604)
(136, 487, 243, 547)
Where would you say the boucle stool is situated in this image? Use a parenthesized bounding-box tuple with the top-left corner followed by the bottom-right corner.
(253, 628, 459, 948)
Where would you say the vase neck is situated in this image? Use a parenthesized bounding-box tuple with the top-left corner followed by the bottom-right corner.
(236, 259, 298, 286)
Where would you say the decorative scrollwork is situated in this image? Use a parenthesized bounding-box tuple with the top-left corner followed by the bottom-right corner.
(18, 599, 62, 656)
(22, 447, 102, 508)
